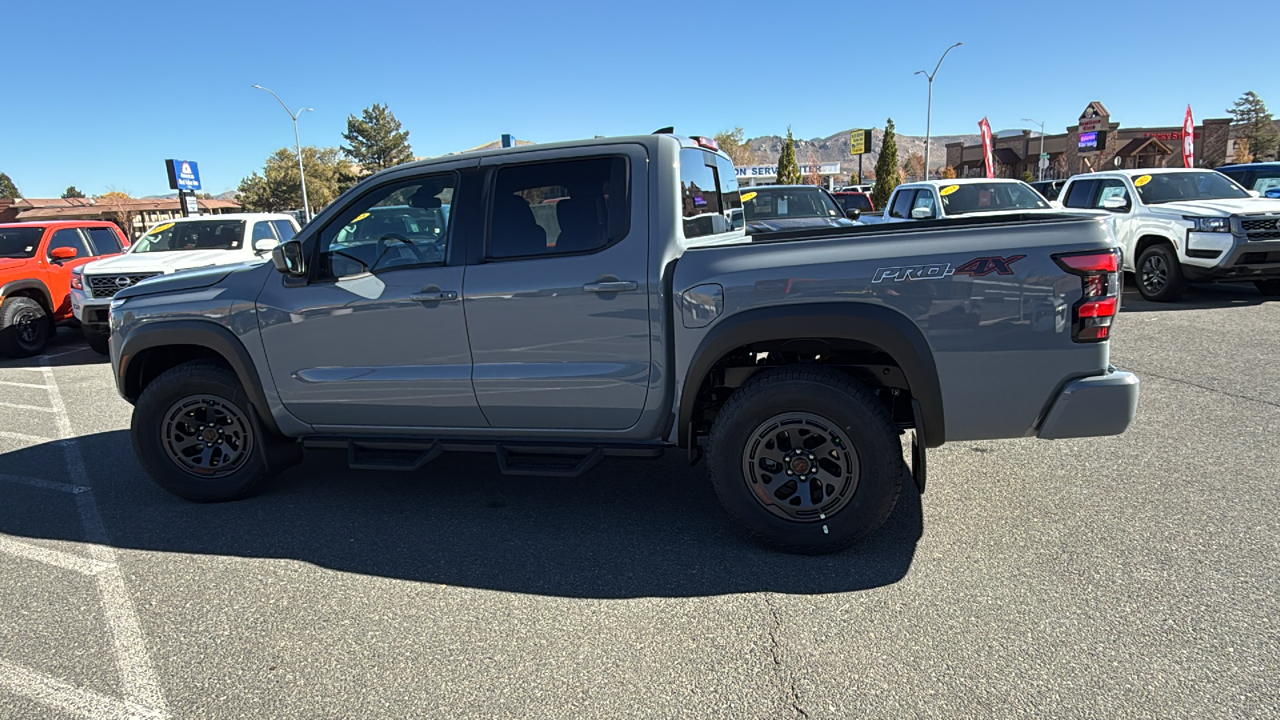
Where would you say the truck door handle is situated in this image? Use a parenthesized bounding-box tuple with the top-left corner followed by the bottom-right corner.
(583, 281, 638, 293)
(410, 288, 458, 302)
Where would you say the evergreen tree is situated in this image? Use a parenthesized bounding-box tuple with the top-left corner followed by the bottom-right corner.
(776, 126, 802, 185)
(870, 119, 900, 209)
(341, 103, 415, 176)
(238, 147, 355, 213)
(1227, 91, 1279, 160)
(62, 186, 86, 199)
(0, 173, 20, 199)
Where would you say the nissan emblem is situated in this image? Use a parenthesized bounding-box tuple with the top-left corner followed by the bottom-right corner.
(115, 276, 132, 288)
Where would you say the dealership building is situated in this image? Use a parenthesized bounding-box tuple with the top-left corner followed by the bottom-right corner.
(735, 162, 842, 188)
(945, 102, 1234, 180)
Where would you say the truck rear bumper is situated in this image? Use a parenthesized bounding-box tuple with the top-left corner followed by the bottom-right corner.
(1037, 367, 1139, 440)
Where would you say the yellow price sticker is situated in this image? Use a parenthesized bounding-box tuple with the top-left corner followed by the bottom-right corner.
(1134, 175, 1152, 187)
(939, 185, 960, 196)
(352, 212, 371, 222)
(740, 191, 758, 202)
(148, 222, 175, 234)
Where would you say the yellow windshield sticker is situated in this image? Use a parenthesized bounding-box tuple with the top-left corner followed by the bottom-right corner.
(148, 222, 174, 234)
(740, 191, 758, 203)
(1134, 175, 1152, 187)
(939, 185, 959, 196)
(352, 212, 371, 222)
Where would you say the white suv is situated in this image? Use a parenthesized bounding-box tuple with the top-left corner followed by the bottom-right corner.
(71, 213, 300, 352)
(1055, 169, 1280, 301)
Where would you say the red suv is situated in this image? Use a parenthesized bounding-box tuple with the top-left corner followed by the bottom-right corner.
(0, 221, 129, 357)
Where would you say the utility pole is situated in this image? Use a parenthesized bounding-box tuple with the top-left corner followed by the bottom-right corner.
(914, 42, 962, 180)
(252, 85, 314, 223)
(1023, 117, 1047, 181)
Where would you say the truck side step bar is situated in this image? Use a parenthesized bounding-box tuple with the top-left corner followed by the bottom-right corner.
(304, 437, 666, 477)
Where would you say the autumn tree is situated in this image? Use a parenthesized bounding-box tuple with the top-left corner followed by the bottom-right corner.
(1232, 139, 1254, 165)
(341, 103, 414, 177)
(0, 173, 20, 199)
(804, 153, 822, 186)
(95, 192, 139, 238)
(776, 126, 802, 185)
(903, 152, 925, 181)
(714, 127, 755, 167)
(1227, 91, 1279, 160)
(238, 147, 355, 213)
(870, 119, 900, 209)
(940, 166, 957, 179)
(61, 186, 86, 199)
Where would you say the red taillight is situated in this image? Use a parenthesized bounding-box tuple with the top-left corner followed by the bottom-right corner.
(1053, 249, 1121, 343)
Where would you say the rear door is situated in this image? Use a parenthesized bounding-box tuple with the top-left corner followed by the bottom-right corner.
(463, 144, 651, 430)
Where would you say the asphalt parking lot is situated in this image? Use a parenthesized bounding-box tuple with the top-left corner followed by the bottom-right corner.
(1, 283, 1278, 719)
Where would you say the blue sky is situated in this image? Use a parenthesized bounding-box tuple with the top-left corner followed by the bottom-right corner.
(3, 0, 1277, 198)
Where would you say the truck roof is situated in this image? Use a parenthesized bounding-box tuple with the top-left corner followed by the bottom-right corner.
(148, 212, 295, 223)
(1078, 168, 1215, 180)
(388, 133, 729, 174)
(0, 219, 121, 229)
(898, 178, 1031, 189)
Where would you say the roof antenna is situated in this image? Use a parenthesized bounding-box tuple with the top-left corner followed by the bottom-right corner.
(652, 127, 674, 134)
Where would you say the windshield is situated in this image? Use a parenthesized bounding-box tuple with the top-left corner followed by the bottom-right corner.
(1133, 171, 1249, 204)
(742, 187, 843, 221)
(0, 227, 44, 258)
(131, 220, 246, 253)
(938, 183, 1049, 215)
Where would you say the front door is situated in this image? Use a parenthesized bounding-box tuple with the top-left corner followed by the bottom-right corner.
(257, 166, 487, 430)
(463, 148, 652, 430)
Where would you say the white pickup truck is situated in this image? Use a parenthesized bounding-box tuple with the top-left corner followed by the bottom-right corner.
(1055, 169, 1280, 301)
(863, 178, 1053, 224)
(71, 213, 299, 352)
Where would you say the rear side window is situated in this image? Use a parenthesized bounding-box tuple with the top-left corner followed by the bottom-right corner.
(681, 148, 740, 238)
(488, 156, 629, 259)
(889, 189, 916, 218)
(1063, 179, 1098, 209)
(85, 227, 122, 255)
(272, 220, 297, 241)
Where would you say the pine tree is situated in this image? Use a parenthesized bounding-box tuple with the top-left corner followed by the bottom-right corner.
(870, 119, 900, 209)
(341, 103, 415, 176)
(62, 186, 86, 199)
(1227, 91, 1279, 161)
(0, 173, 20, 199)
(776, 126, 802, 185)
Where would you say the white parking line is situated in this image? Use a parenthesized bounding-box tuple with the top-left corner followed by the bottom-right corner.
(0, 380, 51, 389)
(0, 536, 111, 576)
(0, 431, 56, 445)
(0, 660, 166, 720)
(0, 473, 85, 494)
(0, 402, 57, 413)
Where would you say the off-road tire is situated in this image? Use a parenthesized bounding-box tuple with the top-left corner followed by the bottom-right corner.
(707, 367, 903, 554)
(0, 296, 52, 358)
(1136, 244, 1186, 302)
(1254, 279, 1280, 297)
(83, 325, 110, 355)
(131, 361, 274, 502)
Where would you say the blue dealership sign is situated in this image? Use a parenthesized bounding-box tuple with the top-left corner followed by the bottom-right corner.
(165, 159, 202, 191)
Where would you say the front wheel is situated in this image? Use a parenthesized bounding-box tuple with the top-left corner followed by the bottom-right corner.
(83, 325, 110, 355)
(1136, 244, 1186, 302)
(0, 296, 52, 358)
(131, 362, 274, 502)
(706, 368, 903, 554)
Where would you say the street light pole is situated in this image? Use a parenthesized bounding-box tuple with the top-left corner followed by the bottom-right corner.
(914, 42, 962, 181)
(252, 85, 314, 223)
(1023, 118, 1046, 181)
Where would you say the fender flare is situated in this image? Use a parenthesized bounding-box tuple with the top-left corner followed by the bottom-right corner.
(678, 302, 945, 448)
(117, 319, 282, 436)
(0, 278, 55, 314)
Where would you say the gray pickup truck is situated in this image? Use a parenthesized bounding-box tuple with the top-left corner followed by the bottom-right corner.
(108, 133, 1138, 554)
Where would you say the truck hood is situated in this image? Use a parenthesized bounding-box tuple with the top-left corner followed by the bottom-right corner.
(747, 216, 860, 233)
(113, 260, 266, 301)
(1147, 198, 1280, 218)
(82, 249, 258, 276)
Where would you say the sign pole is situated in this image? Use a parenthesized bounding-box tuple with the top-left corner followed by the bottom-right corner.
(178, 189, 189, 218)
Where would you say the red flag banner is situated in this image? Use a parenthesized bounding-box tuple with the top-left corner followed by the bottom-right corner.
(979, 117, 995, 179)
(1182, 105, 1195, 168)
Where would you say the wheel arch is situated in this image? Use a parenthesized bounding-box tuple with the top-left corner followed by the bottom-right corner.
(0, 279, 56, 317)
(1134, 233, 1177, 262)
(678, 303, 945, 449)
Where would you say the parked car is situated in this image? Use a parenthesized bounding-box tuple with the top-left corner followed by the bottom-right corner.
(0, 220, 129, 357)
(741, 185, 861, 234)
(1029, 179, 1067, 201)
(865, 179, 1053, 224)
(1056, 168, 1280, 301)
(830, 191, 875, 215)
(1215, 161, 1280, 198)
(107, 133, 1138, 554)
(71, 213, 299, 353)
(839, 184, 874, 194)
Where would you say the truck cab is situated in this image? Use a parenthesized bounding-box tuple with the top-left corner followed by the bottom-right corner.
(880, 179, 1052, 223)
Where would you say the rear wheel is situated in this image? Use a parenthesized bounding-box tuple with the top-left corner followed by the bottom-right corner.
(0, 296, 51, 358)
(131, 362, 275, 502)
(83, 325, 110, 355)
(707, 368, 903, 554)
(1136, 244, 1186, 302)
(1254, 279, 1280, 297)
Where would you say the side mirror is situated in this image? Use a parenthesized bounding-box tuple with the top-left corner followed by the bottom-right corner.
(910, 206, 933, 220)
(271, 240, 306, 277)
(49, 247, 78, 261)
(845, 208, 861, 220)
(1101, 196, 1130, 211)
(253, 238, 279, 253)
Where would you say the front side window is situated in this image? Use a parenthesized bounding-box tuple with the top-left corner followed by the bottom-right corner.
(1094, 179, 1131, 209)
(1133, 171, 1249, 204)
(252, 222, 277, 243)
(317, 174, 455, 279)
(47, 228, 91, 259)
(489, 156, 629, 258)
(86, 227, 122, 255)
(1245, 170, 1280, 195)
(911, 191, 937, 217)
(131, 220, 246, 253)
(0, 227, 45, 259)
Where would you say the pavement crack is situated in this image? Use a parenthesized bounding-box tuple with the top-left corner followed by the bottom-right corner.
(763, 594, 809, 719)
(1122, 365, 1280, 410)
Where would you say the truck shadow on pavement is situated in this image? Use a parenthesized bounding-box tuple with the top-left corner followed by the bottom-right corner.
(0, 327, 108, 369)
(1119, 281, 1274, 314)
(1, 431, 922, 599)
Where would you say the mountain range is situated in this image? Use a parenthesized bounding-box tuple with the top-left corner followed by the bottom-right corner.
(745, 128, 981, 175)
